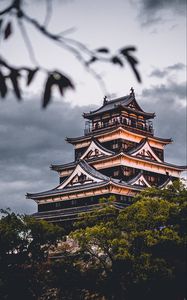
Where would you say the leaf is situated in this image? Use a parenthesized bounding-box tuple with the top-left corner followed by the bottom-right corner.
(120, 47, 136, 54)
(111, 56, 123, 67)
(0, 71, 7, 98)
(125, 54, 141, 82)
(27, 68, 38, 86)
(57, 73, 74, 96)
(86, 56, 98, 66)
(43, 75, 54, 108)
(127, 55, 139, 65)
(4, 22, 12, 40)
(42, 71, 74, 108)
(0, 19, 3, 32)
(130, 63, 141, 83)
(9, 70, 22, 99)
(96, 48, 110, 53)
(120, 47, 141, 83)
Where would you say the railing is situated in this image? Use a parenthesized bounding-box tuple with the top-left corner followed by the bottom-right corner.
(84, 118, 154, 135)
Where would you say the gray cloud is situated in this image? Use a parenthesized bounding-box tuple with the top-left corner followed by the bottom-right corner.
(140, 0, 186, 12)
(142, 80, 186, 100)
(166, 63, 185, 71)
(140, 80, 186, 165)
(0, 95, 95, 214)
(150, 63, 186, 78)
(136, 0, 186, 26)
(150, 69, 168, 78)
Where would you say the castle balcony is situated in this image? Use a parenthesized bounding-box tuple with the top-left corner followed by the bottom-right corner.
(84, 118, 154, 136)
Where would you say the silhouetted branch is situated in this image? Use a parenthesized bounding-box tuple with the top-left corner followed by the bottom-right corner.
(0, 55, 39, 100)
(18, 18, 38, 66)
(0, 0, 141, 107)
(0, 2, 14, 16)
(44, 0, 53, 27)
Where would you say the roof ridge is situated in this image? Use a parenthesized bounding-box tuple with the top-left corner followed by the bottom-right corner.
(158, 177, 172, 189)
(79, 159, 109, 181)
(127, 138, 147, 155)
(92, 138, 115, 155)
(83, 94, 132, 117)
(51, 161, 75, 170)
(105, 95, 130, 104)
(126, 171, 143, 184)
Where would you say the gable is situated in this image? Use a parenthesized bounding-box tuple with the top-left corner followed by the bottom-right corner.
(128, 100, 138, 110)
(127, 99, 143, 112)
(65, 173, 94, 187)
(160, 178, 173, 189)
(57, 162, 105, 190)
(130, 174, 151, 187)
(81, 140, 113, 160)
(130, 140, 162, 163)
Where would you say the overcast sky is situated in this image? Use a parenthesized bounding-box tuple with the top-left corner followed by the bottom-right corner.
(0, 0, 186, 213)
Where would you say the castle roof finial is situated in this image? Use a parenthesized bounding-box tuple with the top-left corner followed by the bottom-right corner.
(103, 95, 108, 105)
(130, 87, 135, 97)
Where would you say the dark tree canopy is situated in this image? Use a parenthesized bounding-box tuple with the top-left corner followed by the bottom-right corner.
(0, 181, 186, 299)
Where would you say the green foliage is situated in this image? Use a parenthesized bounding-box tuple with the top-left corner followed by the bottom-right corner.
(70, 182, 187, 299)
(0, 182, 186, 299)
(74, 196, 118, 229)
(0, 210, 64, 299)
(0, 209, 64, 264)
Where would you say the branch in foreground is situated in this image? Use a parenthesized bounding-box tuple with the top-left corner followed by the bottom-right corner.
(0, 0, 141, 107)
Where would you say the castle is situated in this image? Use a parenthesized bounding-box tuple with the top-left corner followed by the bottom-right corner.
(27, 88, 186, 224)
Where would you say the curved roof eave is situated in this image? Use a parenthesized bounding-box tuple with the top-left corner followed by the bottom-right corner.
(120, 152, 187, 171)
(26, 181, 110, 200)
(66, 126, 172, 145)
(83, 95, 155, 119)
(27, 178, 142, 200)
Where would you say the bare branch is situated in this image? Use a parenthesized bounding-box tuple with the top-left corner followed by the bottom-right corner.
(0, 2, 15, 16)
(0, 0, 141, 106)
(17, 18, 38, 66)
(0, 55, 35, 72)
(21, 10, 61, 41)
(43, 0, 53, 28)
(58, 27, 76, 36)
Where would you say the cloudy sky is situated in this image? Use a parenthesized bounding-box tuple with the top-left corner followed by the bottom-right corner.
(0, 0, 186, 213)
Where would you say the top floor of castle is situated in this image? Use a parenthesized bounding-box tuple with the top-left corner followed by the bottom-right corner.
(83, 88, 155, 137)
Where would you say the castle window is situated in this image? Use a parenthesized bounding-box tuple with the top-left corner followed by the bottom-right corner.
(148, 175, 155, 183)
(95, 149, 100, 156)
(112, 141, 118, 149)
(78, 174, 87, 183)
(114, 170, 119, 177)
(124, 167, 131, 176)
(71, 199, 76, 206)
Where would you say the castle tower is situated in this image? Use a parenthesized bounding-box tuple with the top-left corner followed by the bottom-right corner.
(27, 89, 186, 224)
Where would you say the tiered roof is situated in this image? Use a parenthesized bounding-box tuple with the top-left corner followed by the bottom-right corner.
(27, 90, 186, 222)
(27, 159, 142, 200)
(83, 94, 155, 119)
(51, 138, 186, 175)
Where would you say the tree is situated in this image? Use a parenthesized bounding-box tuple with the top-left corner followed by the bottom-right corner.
(0, 182, 186, 299)
(0, 209, 64, 299)
(71, 181, 187, 299)
(0, 0, 141, 108)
